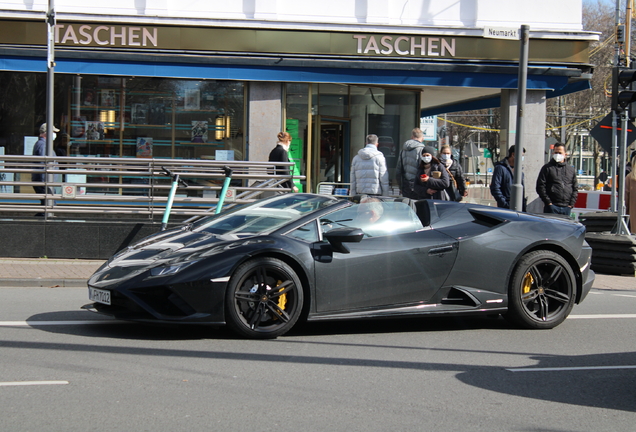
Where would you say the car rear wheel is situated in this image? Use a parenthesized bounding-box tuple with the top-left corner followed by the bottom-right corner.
(506, 250, 576, 329)
(225, 257, 304, 339)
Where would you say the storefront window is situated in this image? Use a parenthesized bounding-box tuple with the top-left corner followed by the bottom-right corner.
(69, 76, 244, 160)
(0, 72, 245, 161)
(350, 86, 419, 184)
(319, 84, 349, 118)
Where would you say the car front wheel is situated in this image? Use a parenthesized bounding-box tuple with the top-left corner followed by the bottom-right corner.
(225, 257, 304, 339)
(506, 250, 577, 329)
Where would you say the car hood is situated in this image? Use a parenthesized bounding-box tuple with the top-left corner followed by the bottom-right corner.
(106, 227, 244, 269)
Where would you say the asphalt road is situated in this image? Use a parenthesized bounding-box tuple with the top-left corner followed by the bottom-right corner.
(1, 285, 635, 432)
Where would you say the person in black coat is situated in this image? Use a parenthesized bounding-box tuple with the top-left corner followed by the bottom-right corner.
(414, 145, 450, 199)
(268, 131, 298, 192)
(536, 142, 578, 216)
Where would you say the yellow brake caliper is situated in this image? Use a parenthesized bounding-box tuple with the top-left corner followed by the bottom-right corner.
(522, 272, 534, 294)
(276, 280, 287, 316)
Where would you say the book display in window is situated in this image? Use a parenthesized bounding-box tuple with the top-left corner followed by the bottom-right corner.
(136, 137, 153, 158)
(184, 89, 200, 111)
(191, 121, 208, 143)
(101, 89, 117, 107)
(147, 101, 166, 125)
(132, 103, 147, 125)
(85, 121, 105, 141)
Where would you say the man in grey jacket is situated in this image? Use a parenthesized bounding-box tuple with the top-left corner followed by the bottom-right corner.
(350, 134, 390, 196)
(395, 128, 425, 198)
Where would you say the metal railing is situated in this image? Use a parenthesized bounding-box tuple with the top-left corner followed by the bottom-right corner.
(0, 155, 303, 222)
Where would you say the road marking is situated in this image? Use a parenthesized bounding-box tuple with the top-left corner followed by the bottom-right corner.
(0, 320, 117, 327)
(613, 294, 636, 298)
(568, 314, 636, 319)
(0, 381, 69, 386)
(508, 365, 636, 373)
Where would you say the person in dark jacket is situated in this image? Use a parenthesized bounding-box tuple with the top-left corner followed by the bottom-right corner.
(414, 145, 450, 199)
(490, 145, 525, 209)
(438, 144, 467, 201)
(395, 128, 425, 198)
(268, 131, 298, 192)
(536, 142, 578, 216)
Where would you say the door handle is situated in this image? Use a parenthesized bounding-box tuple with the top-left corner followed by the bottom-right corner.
(428, 245, 454, 256)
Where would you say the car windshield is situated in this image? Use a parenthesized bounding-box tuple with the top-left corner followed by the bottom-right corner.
(321, 200, 424, 237)
(192, 194, 340, 236)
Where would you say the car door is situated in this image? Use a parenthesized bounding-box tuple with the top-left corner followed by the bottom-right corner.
(312, 228, 458, 313)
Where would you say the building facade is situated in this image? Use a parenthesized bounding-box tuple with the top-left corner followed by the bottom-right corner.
(0, 0, 595, 200)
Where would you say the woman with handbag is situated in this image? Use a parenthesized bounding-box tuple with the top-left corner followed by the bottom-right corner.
(438, 145, 467, 202)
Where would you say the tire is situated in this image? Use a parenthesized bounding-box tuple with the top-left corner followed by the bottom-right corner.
(225, 257, 304, 339)
(506, 250, 577, 329)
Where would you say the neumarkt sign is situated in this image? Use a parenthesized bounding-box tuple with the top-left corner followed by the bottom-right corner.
(0, 19, 589, 63)
(483, 26, 520, 40)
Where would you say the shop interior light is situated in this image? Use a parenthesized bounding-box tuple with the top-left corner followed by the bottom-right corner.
(215, 115, 231, 140)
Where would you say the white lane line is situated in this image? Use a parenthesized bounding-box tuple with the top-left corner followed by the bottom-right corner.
(613, 294, 636, 298)
(0, 381, 69, 387)
(508, 365, 636, 373)
(0, 320, 118, 327)
(568, 314, 636, 319)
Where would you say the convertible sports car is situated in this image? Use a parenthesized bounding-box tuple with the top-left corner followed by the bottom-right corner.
(84, 193, 595, 339)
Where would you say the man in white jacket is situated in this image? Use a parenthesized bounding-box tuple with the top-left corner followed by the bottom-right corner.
(350, 134, 390, 196)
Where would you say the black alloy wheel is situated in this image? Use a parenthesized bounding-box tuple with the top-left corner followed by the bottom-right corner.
(506, 250, 577, 329)
(225, 257, 303, 339)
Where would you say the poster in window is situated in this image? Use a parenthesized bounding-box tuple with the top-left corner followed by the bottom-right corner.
(184, 89, 200, 111)
(191, 121, 208, 143)
(71, 116, 87, 138)
(132, 103, 147, 125)
(101, 89, 117, 107)
(147, 101, 166, 125)
(85, 121, 105, 140)
(136, 137, 153, 158)
(83, 89, 96, 106)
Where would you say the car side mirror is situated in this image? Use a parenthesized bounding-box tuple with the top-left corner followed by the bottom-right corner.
(323, 227, 364, 254)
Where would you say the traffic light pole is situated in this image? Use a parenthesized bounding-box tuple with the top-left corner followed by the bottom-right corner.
(614, 112, 631, 234)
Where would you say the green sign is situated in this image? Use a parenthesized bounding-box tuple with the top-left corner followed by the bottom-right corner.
(483, 148, 492, 158)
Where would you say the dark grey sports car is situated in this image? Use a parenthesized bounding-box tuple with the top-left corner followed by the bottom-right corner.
(84, 193, 595, 339)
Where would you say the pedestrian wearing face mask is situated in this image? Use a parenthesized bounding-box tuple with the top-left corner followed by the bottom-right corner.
(32, 123, 59, 216)
(438, 145, 467, 202)
(536, 142, 578, 216)
(414, 146, 450, 200)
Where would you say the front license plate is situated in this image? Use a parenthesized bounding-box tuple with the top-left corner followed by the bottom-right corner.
(88, 287, 111, 305)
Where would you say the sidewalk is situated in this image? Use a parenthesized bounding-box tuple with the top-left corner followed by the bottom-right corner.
(0, 258, 105, 287)
(0, 258, 633, 289)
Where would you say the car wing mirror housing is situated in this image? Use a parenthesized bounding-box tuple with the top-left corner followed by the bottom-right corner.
(323, 227, 364, 254)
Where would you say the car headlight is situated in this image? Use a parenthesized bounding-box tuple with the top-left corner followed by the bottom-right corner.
(149, 260, 198, 278)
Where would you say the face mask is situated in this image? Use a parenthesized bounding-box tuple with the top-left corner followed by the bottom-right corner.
(421, 155, 432, 164)
(440, 154, 451, 160)
(52, 132, 57, 141)
(553, 153, 565, 163)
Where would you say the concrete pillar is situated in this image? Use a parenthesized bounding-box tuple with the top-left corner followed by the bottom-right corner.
(247, 82, 282, 162)
(499, 89, 546, 213)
